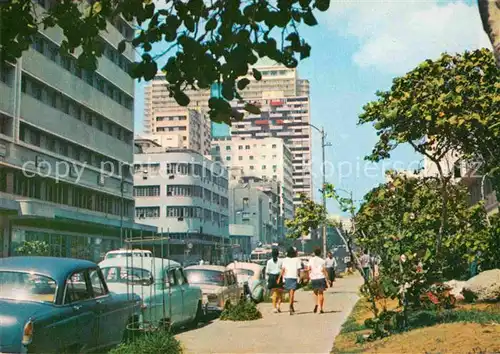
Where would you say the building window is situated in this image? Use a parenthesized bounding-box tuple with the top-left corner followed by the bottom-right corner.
(238, 156, 243, 161)
(238, 145, 243, 150)
(135, 207, 160, 219)
(272, 144, 277, 148)
(225, 156, 231, 161)
(225, 146, 231, 151)
(249, 166, 254, 170)
(134, 185, 160, 197)
(166, 206, 201, 218)
(262, 165, 266, 170)
(245, 145, 250, 150)
(249, 156, 254, 160)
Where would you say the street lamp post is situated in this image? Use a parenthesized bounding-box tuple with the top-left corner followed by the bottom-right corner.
(308, 124, 332, 258)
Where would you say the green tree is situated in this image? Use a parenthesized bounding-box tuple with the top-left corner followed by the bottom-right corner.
(285, 193, 325, 240)
(359, 49, 500, 253)
(0, 0, 329, 122)
(16, 240, 50, 256)
(355, 171, 488, 281)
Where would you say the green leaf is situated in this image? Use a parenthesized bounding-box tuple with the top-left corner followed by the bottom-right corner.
(244, 103, 261, 114)
(205, 17, 217, 31)
(252, 68, 262, 81)
(92, 1, 102, 14)
(303, 10, 318, 26)
(174, 91, 190, 106)
(237, 78, 250, 90)
(117, 40, 126, 53)
(314, 0, 330, 11)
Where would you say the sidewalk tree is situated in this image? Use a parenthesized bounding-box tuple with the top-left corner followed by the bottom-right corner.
(355, 171, 489, 281)
(0, 0, 329, 123)
(285, 193, 325, 239)
(359, 49, 499, 254)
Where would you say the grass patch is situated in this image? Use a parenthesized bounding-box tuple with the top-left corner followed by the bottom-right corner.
(332, 299, 500, 354)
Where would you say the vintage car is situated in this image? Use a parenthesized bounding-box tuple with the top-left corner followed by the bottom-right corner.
(104, 249, 152, 260)
(184, 265, 241, 314)
(226, 262, 266, 303)
(99, 257, 203, 329)
(0, 256, 141, 353)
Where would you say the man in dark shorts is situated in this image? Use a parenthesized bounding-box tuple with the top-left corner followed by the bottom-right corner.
(308, 247, 331, 314)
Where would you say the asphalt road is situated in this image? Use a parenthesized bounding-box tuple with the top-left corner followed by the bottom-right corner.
(176, 275, 363, 354)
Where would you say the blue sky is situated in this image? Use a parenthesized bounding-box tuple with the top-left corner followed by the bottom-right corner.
(135, 0, 491, 214)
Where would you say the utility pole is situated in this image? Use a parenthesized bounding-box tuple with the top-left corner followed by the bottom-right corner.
(321, 127, 328, 258)
(120, 169, 124, 247)
(308, 124, 331, 258)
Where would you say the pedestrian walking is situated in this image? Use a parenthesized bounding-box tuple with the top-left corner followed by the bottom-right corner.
(308, 248, 331, 314)
(325, 252, 337, 286)
(360, 249, 371, 281)
(266, 248, 283, 313)
(281, 247, 301, 315)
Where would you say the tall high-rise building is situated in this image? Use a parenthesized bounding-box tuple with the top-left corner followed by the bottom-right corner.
(211, 137, 294, 221)
(0, 4, 155, 259)
(143, 61, 312, 204)
(145, 107, 211, 155)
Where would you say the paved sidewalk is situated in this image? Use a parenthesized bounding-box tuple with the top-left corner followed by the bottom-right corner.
(176, 275, 363, 354)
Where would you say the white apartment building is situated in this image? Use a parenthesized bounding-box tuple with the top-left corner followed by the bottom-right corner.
(230, 97, 312, 204)
(134, 143, 230, 264)
(211, 137, 294, 220)
(145, 108, 211, 156)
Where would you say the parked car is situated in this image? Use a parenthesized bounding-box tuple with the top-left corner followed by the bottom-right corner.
(0, 256, 141, 354)
(226, 262, 266, 303)
(184, 265, 241, 314)
(99, 257, 203, 329)
(104, 249, 152, 260)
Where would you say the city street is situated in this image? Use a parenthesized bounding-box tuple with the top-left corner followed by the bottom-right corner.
(177, 275, 364, 354)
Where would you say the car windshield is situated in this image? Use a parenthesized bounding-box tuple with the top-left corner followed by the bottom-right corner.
(184, 269, 225, 286)
(0, 271, 57, 303)
(100, 266, 153, 285)
(233, 269, 254, 277)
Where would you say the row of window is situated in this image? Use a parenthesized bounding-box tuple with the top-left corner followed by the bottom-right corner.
(32, 34, 133, 110)
(156, 116, 187, 122)
(19, 122, 125, 175)
(1, 168, 133, 217)
(156, 126, 187, 132)
(35, 0, 135, 40)
(133, 185, 229, 207)
(20, 73, 133, 145)
(135, 206, 229, 224)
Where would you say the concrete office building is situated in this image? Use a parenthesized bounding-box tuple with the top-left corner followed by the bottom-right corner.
(134, 141, 230, 264)
(211, 137, 294, 221)
(229, 176, 281, 250)
(0, 3, 155, 260)
(146, 107, 211, 156)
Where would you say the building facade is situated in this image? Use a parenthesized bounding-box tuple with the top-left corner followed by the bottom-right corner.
(229, 177, 281, 247)
(211, 136, 294, 220)
(0, 3, 154, 260)
(134, 145, 230, 264)
(145, 108, 211, 156)
(230, 97, 312, 204)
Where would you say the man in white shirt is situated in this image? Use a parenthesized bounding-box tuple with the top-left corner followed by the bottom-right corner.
(281, 247, 301, 315)
(325, 252, 337, 286)
(308, 248, 331, 314)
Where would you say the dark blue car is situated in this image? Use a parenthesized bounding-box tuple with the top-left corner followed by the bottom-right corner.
(0, 257, 142, 353)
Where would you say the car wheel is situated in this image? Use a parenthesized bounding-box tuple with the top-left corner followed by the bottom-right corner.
(188, 301, 203, 329)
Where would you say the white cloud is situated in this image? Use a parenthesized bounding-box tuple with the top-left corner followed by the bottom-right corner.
(323, 0, 492, 74)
